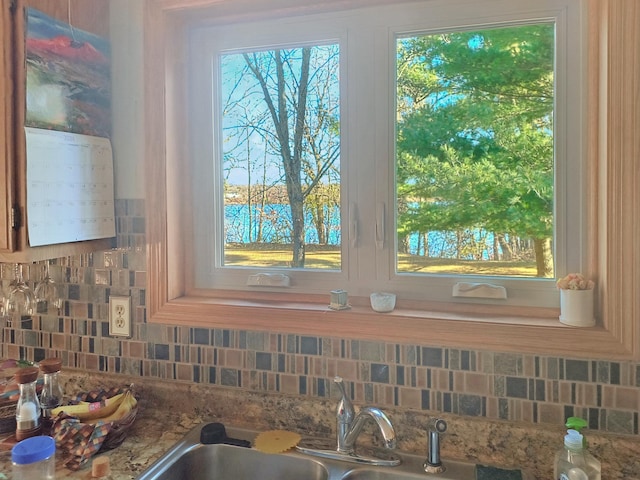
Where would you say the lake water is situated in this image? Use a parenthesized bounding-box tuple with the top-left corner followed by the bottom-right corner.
(225, 204, 497, 260)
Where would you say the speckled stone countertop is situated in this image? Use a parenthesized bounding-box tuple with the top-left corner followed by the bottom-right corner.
(0, 407, 202, 479)
(0, 370, 638, 479)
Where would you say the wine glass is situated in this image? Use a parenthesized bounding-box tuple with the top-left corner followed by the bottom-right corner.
(34, 261, 62, 314)
(0, 278, 8, 322)
(5, 264, 35, 319)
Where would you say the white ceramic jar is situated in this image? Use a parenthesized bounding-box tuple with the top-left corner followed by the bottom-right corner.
(370, 292, 396, 313)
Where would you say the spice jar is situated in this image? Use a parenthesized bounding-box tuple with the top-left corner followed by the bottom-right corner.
(14, 366, 42, 441)
(39, 358, 64, 435)
(12, 435, 56, 480)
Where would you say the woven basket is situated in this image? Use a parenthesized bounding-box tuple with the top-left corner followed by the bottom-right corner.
(51, 386, 138, 470)
(0, 400, 16, 434)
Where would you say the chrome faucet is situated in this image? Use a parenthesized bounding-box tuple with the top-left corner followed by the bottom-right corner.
(296, 376, 399, 466)
(423, 417, 447, 474)
(334, 376, 397, 454)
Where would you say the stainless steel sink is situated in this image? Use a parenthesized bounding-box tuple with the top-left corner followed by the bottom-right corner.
(135, 424, 328, 480)
(335, 446, 479, 480)
(137, 442, 329, 480)
(135, 423, 523, 480)
(339, 460, 477, 480)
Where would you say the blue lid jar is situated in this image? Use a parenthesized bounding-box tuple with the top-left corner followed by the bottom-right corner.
(11, 435, 55, 464)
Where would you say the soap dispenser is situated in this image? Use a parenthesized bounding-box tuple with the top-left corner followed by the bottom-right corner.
(554, 429, 601, 480)
(565, 417, 588, 446)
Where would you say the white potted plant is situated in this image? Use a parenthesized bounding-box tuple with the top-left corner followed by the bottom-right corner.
(556, 273, 595, 327)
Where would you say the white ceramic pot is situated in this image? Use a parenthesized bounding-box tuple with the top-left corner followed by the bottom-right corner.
(559, 289, 595, 327)
(370, 292, 396, 313)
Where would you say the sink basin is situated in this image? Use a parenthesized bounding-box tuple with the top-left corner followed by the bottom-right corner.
(342, 471, 424, 480)
(135, 425, 328, 480)
(136, 423, 528, 480)
(339, 463, 474, 480)
(337, 451, 478, 480)
(138, 443, 329, 480)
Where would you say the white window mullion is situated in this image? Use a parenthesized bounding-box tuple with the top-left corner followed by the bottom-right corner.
(346, 22, 381, 296)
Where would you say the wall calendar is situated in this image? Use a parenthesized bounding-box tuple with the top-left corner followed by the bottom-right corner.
(25, 127, 116, 247)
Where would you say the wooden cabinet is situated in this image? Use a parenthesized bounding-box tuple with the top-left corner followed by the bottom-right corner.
(1, 2, 16, 254)
(0, 0, 113, 262)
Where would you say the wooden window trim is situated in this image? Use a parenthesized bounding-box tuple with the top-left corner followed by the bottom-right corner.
(143, 0, 640, 360)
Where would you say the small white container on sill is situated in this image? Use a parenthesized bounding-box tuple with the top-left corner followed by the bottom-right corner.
(12, 435, 56, 480)
(559, 289, 595, 327)
(370, 292, 396, 313)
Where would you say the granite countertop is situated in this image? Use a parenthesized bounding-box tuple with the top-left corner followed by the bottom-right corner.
(0, 407, 204, 479)
(0, 371, 637, 479)
(0, 412, 529, 480)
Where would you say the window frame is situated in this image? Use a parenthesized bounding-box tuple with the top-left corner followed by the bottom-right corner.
(189, 20, 351, 295)
(380, 13, 579, 308)
(143, 0, 640, 361)
(188, 1, 582, 308)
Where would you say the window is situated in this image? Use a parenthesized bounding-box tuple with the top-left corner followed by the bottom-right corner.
(188, 0, 585, 308)
(145, 0, 640, 359)
(220, 44, 341, 270)
(395, 25, 556, 278)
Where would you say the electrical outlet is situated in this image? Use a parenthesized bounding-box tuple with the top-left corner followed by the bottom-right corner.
(109, 295, 131, 337)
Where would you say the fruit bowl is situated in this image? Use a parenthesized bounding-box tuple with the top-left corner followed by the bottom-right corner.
(51, 385, 138, 470)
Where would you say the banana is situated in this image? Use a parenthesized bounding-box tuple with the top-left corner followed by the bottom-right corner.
(88, 389, 137, 424)
(51, 392, 125, 421)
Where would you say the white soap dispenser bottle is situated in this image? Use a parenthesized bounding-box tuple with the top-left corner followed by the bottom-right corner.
(554, 429, 601, 480)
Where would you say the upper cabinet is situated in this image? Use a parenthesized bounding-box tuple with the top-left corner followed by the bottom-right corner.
(0, 0, 114, 262)
(1, 3, 16, 253)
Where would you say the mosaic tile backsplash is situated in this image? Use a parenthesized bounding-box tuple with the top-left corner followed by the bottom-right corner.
(1, 199, 638, 437)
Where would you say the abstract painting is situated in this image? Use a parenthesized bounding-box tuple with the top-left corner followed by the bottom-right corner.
(25, 8, 111, 138)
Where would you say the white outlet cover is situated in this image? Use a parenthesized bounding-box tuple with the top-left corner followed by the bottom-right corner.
(109, 295, 132, 337)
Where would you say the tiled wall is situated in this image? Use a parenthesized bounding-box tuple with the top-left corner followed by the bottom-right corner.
(1, 199, 638, 436)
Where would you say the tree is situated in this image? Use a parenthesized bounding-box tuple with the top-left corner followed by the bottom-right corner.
(236, 45, 340, 268)
(396, 24, 555, 276)
(301, 54, 341, 245)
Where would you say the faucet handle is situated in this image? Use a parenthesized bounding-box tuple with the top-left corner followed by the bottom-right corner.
(334, 376, 355, 423)
(428, 418, 447, 434)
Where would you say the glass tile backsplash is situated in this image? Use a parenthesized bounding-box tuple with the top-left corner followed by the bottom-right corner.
(0, 199, 638, 435)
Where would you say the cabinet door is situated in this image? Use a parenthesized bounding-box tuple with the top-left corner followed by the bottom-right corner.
(0, 1, 16, 253)
(0, 0, 113, 262)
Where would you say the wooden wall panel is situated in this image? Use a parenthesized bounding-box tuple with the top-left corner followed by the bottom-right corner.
(19, 0, 109, 36)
